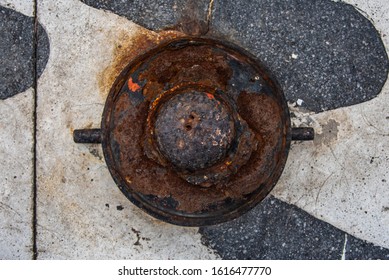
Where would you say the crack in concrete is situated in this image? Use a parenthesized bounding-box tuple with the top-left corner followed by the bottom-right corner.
(32, 0, 38, 261)
(0, 202, 22, 218)
(314, 172, 334, 207)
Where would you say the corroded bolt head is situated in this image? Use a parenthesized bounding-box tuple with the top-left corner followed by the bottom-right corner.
(154, 91, 235, 171)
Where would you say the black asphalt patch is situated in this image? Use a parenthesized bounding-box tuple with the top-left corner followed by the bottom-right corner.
(0, 6, 50, 100)
(208, 0, 388, 112)
(81, 0, 388, 113)
(200, 196, 389, 260)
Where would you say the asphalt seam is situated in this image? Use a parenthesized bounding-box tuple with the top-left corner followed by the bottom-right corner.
(32, 0, 38, 260)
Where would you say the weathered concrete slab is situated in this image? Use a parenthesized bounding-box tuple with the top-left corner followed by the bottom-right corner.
(35, 0, 216, 259)
(0, 1, 34, 259)
(273, 77, 389, 249)
(0, 90, 34, 259)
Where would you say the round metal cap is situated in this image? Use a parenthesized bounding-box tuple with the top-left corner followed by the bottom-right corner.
(101, 37, 291, 226)
(154, 90, 235, 171)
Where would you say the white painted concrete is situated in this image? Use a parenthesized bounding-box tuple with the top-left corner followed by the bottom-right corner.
(0, 89, 34, 259)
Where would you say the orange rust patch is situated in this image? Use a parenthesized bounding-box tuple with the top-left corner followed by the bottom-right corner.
(206, 92, 215, 100)
(128, 78, 141, 92)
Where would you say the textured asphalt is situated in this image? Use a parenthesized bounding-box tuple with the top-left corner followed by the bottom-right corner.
(200, 196, 389, 260)
(0, 5, 49, 100)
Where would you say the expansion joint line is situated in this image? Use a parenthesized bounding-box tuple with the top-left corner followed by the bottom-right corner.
(32, 0, 38, 260)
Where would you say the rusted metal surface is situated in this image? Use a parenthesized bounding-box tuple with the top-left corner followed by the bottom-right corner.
(144, 84, 257, 187)
(73, 129, 102, 143)
(99, 37, 293, 226)
(291, 127, 315, 141)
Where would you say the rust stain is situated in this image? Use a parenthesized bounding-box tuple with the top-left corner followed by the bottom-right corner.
(314, 119, 339, 147)
(98, 29, 185, 100)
